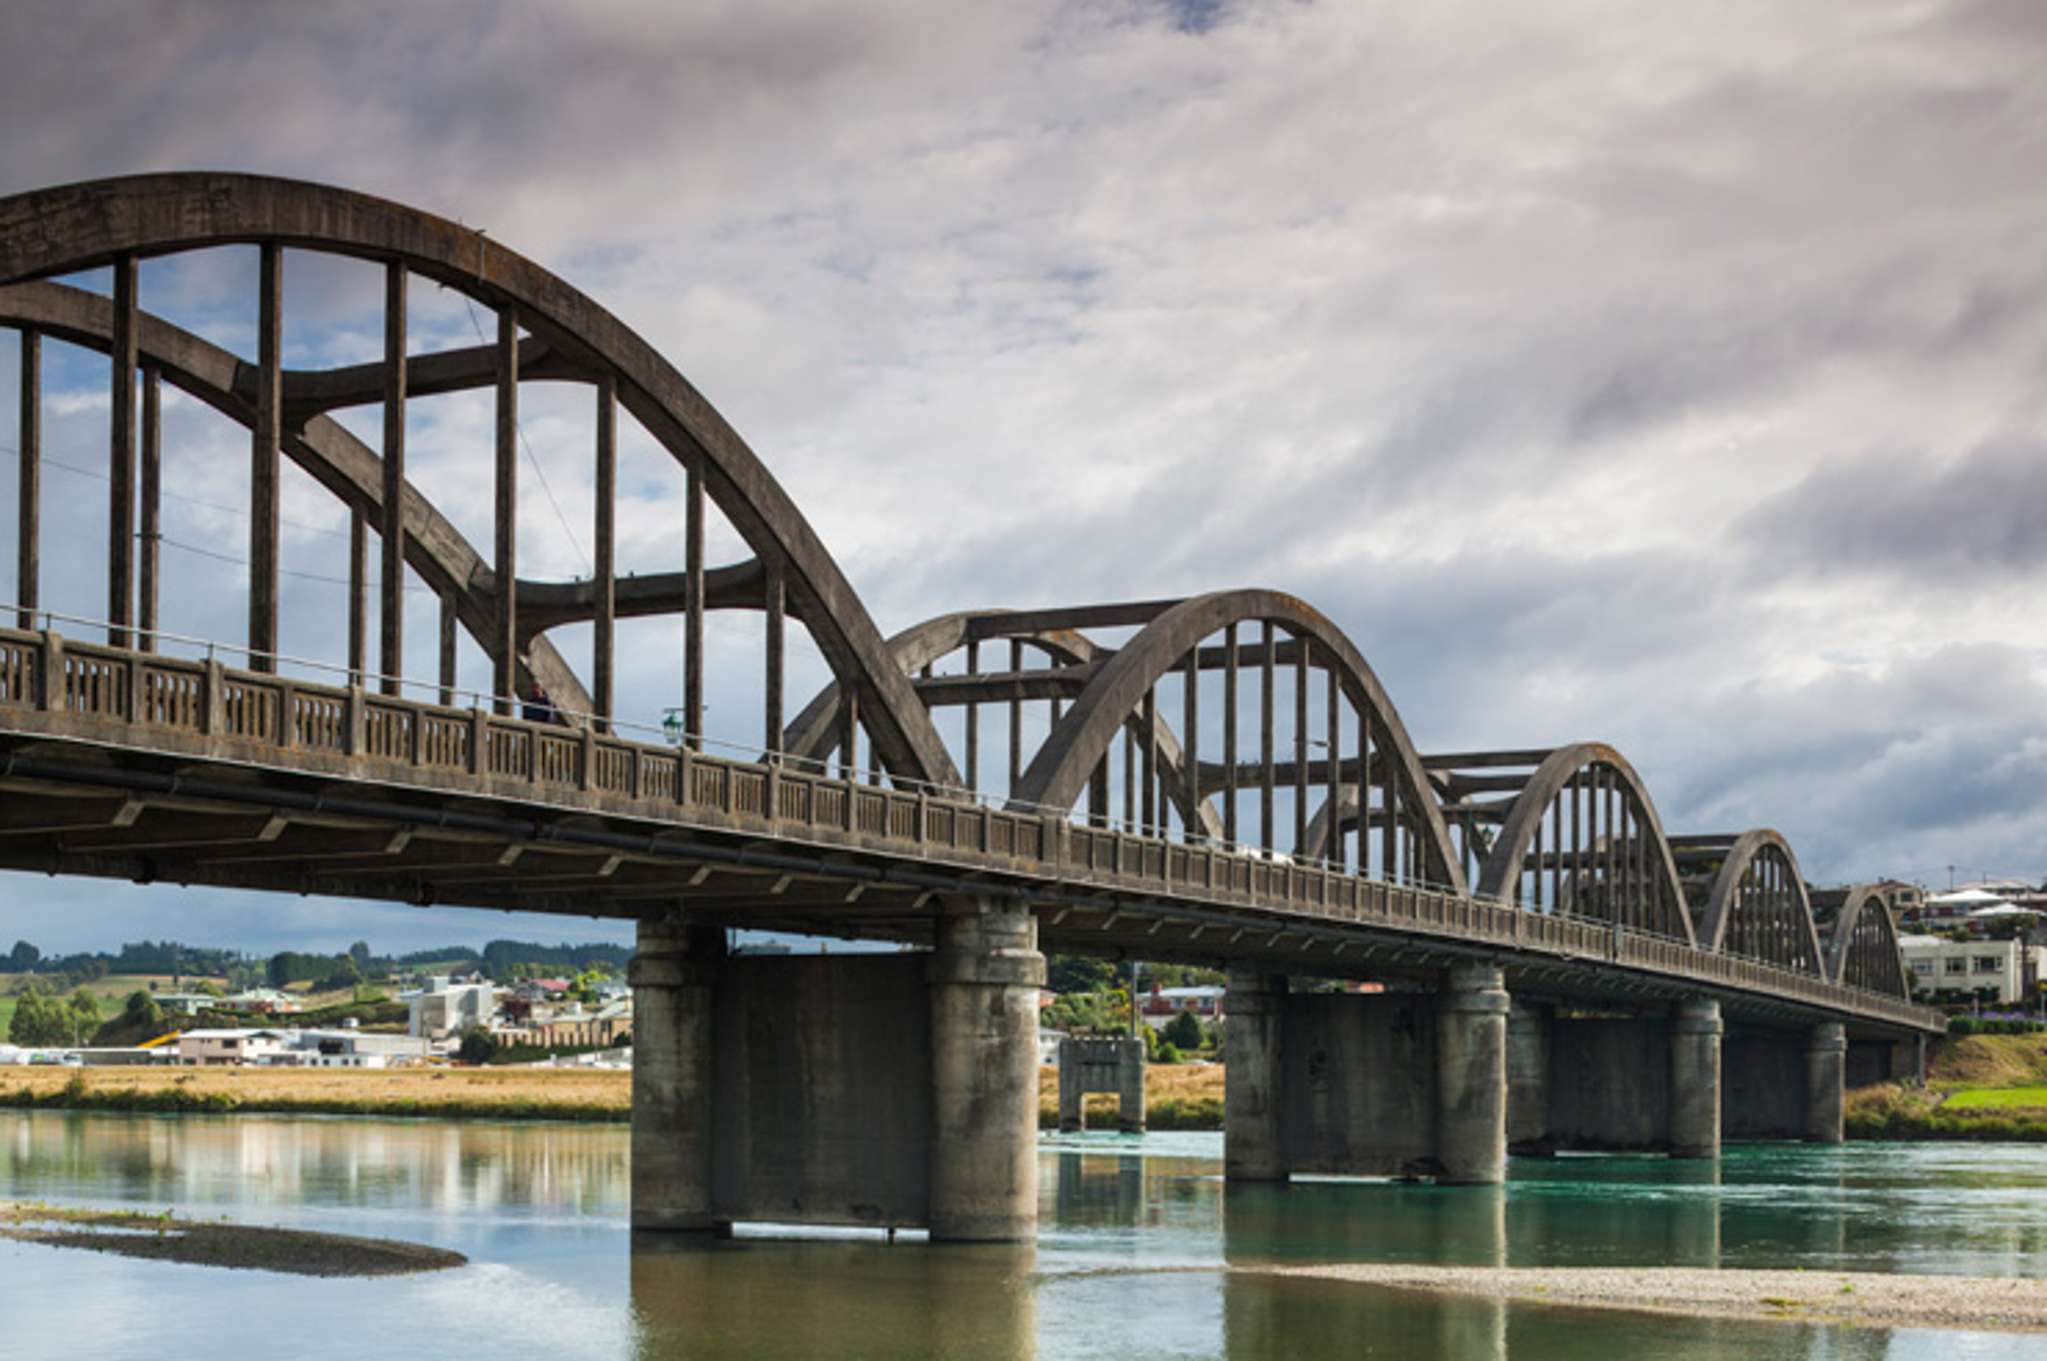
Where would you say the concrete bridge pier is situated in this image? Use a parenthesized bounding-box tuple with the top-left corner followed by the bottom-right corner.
(627, 896, 1043, 1243)
(1223, 967, 1289, 1182)
(1669, 998, 1723, 1159)
(1506, 1002, 1552, 1155)
(1436, 964, 1509, 1184)
(1805, 1021, 1846, 1144)
(928, 898, 1046, 1242)
(628, 911, 723, 1231)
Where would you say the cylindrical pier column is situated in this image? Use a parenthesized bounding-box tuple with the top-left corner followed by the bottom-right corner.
(628, 912, 723, 1231)
(1224, 967, 1288, 1182)
(1669, 998, 1723, 1159)
(1805, 1021, 1846, 1144)
(1506, 1002, 1551, 1156)
(1437, 963, 1509, 1184)
(928, 898, 1045, 1242)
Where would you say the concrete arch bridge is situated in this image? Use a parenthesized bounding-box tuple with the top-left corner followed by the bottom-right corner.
(0, 175, 1940, 1241)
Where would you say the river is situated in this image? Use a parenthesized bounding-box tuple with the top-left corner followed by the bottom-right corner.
(3, 1110, 2043, 1359)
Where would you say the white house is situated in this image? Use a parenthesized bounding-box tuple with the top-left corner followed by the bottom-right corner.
(1899, 934, 2047, 1007)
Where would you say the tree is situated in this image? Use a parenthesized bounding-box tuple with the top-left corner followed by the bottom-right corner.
(9, 988, 55, 1045)
(66, 990, 100, 1044)
(1164, 1009, 1205, 1053)
(9, 940, 40, 973)
(122, 990, 162, 1028)
(348, 940, 372, 967)
(456, 1026, 497, 1065)
(1047, 955, 1117, 994)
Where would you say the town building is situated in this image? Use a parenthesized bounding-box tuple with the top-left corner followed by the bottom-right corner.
(1898, 934, 2047, 1007)
(174, 1028, 295, 1065)
(404, 976, 497, 1039)
(1137, 984, 1225, 1030)
(169, 1026, 430, 1067)
(493, 1001, 631, 1049)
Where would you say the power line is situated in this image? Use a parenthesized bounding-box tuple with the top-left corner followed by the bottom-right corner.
(459, 295, 594, 579)
(0, 442, 353, 542)
(157, 534, 438, 596)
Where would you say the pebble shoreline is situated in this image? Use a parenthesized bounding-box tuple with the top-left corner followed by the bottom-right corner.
(1262, 1264, 2047, 1333)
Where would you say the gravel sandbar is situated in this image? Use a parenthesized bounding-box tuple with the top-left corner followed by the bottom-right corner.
(1, 1201, 465, 1276)
(1262, 1264, 2047, 1333)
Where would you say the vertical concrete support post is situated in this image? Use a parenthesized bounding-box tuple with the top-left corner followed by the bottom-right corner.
(1506, 1002, 1551, 1155)
(1224, 967, 1288, 1182)
(1118, 1037, 1146, 1134)
(928, 898, 1045, 1242)
(628, 914, 723, 1231)
(1669, 998, 1723, 1159)
(1805, 1021, 1846, 1145)
(1436, 963, 1508, 1184)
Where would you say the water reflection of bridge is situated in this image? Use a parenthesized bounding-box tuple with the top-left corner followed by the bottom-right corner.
(1, 175, 1940, 1243)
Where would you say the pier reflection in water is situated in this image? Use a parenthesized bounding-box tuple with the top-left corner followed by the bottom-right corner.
(5, 1113, 2046, 1361)
(630, 1237, 1035, 1361)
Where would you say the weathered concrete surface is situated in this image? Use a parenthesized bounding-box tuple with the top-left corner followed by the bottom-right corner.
(1437, 964, 1508, 1183)
(1723, 1031, 1804, 1140)
(1806, 1021, 1846, 1144)
(710, 953, 932, 1230)
(1224, 968, 1288, 1182)
(1506, 1002, 1551, 1155)
(1057, 1035, 1145, 1133)
(1548, 1017, 1670, 1151)
(1669, 999, 1722, 1159)
(1846, 1038, 1911, 1088)
(1280, 990, 1439, 1178)
(629, 914, 721, 1231)
(928, 899, 1044, 1242)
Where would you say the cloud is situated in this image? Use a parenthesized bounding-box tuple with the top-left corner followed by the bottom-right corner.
(6, 0, 2047, 956)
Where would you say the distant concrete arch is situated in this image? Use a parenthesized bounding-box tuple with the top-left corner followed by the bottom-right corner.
(1470, 743, 1696, 944)
(1694, 829, 1826, 976)
(1010, 590, 1465, 893)
(1826, 884, 1911, 998)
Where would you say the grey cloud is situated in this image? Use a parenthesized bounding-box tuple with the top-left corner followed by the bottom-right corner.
(1737, 439, 2047, 584)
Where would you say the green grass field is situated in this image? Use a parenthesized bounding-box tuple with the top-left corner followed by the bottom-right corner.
(1942, 1085, 2047, 1111)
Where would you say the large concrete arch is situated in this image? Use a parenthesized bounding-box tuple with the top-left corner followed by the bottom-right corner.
(0, 172, 958, 786)
(1695, 829, 1826, 975)
(0, 279, 595, 720)
(1473, 743, 1697, 944)
(1009, 590, 1465, 893)
(1826, 884, 1911, 999)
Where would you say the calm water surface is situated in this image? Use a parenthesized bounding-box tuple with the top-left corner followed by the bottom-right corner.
(3, 1110, 2044, 1359)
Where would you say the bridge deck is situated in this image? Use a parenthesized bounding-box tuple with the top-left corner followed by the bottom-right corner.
(0, 628, 1941, 1036)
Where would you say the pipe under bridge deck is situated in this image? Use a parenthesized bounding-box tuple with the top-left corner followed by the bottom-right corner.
(0, 172, 1942, 1242)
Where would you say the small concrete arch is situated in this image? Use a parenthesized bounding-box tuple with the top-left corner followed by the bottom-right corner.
(782, 610, 1230, 840)
(1008, 590, 1465, 893)
(1690, 829, 1825, 975)
(1826, 883, 1911, 998)
(1470, 743, 1696, 944)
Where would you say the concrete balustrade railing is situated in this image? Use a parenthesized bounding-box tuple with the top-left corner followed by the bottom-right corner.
(0, 627, 1943, 1031)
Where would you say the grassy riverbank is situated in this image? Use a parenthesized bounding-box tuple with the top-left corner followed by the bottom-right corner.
(1847, 1033, 2047, 1141)
(0, 1065, 631, 1122)
(12, 1037, 2039, 1142)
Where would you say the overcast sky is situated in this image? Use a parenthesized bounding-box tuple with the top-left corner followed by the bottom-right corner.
(2, 0, 2044, 956)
